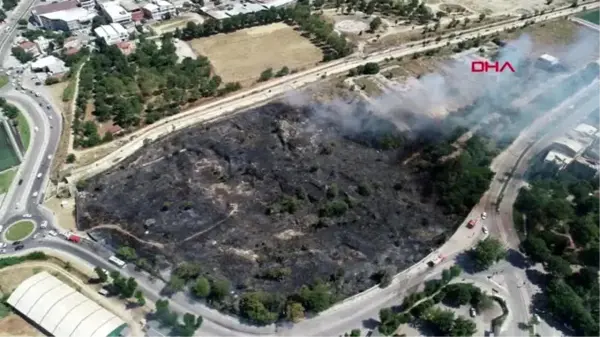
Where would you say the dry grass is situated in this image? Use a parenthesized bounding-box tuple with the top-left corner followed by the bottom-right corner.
(499, 18, 583, 47)
(46, 82, 70, 114)
(0, 315, 43, 337)
(189, 23, 323, 86)
(44, 196, 77, 232)
(354, 77, 384, 96)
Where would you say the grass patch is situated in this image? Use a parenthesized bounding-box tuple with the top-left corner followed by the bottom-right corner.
(4, 221, 35, 241)
(0, 168, 17, 194)
(62, 80, 75, 102)
(16, 111, 30, 151)
(0, 75, 8, 89)
(354, 77, 384, 97)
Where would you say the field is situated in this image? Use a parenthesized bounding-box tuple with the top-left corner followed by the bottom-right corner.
(353, 77, 384, 96)
(189, 23, 323, 86)
(4, 220, 35, 241)
(0, 125, 19, 172)
(0, 168, 17, 194)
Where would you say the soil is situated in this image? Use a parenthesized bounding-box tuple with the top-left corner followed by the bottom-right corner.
(77, 101, 459, 296)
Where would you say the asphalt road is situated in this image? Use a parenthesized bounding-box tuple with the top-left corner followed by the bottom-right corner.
(0, 2, 598, 336)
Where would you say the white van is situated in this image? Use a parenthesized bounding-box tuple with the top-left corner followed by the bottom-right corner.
(98, 288, 109, 296)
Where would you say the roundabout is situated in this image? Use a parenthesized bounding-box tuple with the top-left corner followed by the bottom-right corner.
(4, 220, 36, 242)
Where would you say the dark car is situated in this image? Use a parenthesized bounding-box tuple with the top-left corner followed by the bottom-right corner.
(18, 179, 23, 185)
(12, 241, 21, 246)
(14, 244, 24, 251)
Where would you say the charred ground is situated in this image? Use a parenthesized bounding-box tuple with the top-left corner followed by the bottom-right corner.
(77, 101, 460, 296)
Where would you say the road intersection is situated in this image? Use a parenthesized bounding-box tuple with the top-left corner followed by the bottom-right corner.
(0, 1, 597, 336)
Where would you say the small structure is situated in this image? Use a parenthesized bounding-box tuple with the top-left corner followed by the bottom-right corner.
(7, 271, 128, 337)
(142, 0, 177, 21)
(31, 0, 79, 25)
(552, 137, 586, 157)
(116, 41, 136, 55)
(544, 150, 574, 169)
(94, 23, 129, 45)
(574, 123, 598, 138)
(34, 36, 50, 54)
(18, 41, 40, 57)
(30, 55, 69, 78)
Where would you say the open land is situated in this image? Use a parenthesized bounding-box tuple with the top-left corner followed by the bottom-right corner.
(188, 23, 323, 86)
(0, 126, 19, 172)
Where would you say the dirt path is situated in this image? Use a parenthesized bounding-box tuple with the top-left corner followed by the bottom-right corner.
(88, 224, 166, 249)
(0, 261, 144, 337)
(180, 203, 239, 243)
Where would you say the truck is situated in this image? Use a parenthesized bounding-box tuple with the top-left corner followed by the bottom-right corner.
(67, 234, 81, 243)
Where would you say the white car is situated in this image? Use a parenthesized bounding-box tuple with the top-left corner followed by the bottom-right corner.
(0, 243, 6, 248)
(32, 191, 38, 198)
(482, 226, 489, 235)
(0, 226, 3, 232)
(23, 213, 32, 218)
(0, 249, 6, 254)
(481, 212, 487, 220)
(40, 220, 48, 228)
(34, 126, 39, 132)
(48, 230, 57, 236)
(34, 92, 40, 97)
(37, 173, 42, 178)
(47, 155, 52, 160)
(470, 307, 477, 317)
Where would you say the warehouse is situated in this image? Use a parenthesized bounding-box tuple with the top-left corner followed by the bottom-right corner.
(7, 271, 128, 337)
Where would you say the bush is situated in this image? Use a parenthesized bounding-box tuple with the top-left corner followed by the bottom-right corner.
(0, 252, 48, 270)
(66, 153, 76, 163)
(319, 200, 349, 217)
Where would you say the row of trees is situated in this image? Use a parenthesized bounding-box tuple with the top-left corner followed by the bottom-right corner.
(155, 299, 203, 336)
(515, 171, 599, 336)
(175, 1, 353, 61)
(326, 0, 434, 24)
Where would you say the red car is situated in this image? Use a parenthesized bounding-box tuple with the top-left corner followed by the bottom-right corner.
(466, 219, 477, 229)
(68, 234, 81, 243)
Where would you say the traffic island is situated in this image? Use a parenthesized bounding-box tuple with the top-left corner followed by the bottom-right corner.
(4, 220, 36, 242)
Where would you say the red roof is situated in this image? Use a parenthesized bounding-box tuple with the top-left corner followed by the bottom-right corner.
(19, 41, 36, 49)
(33, 0, 78, 15)
(64, 47, 80, 55)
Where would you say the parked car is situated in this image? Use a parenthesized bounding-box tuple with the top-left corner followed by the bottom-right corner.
(36, 173, 42, 178)
(98, 288, 110, 296)
(482, 226, 489, 235)
(0, 226, 3, 232)
(467, 219, 476, 229)
(470, 307, 477, 317)
(32, 191, 38, 198)
(481, 212, 487, 220)
(48, 230, 57, 236)
(40, 220, 48, 228)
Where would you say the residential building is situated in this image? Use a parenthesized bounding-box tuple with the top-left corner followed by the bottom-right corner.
(38, 8, 96, 33)
(78, 0, 95, 9)
(100, 1, 132, 26)
(7, 272, 128, 337)
(142, 0, 177, 20)
(120, 0, 144, 22)
(116, 41, 136, 55)
(34, 36, 50, 53)
(18, 41, 40, 57)
(201, 0, 293, 20)
(94, 23, 129, 45)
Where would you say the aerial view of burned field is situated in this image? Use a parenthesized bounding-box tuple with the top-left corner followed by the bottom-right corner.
(77, 101, 460, 296)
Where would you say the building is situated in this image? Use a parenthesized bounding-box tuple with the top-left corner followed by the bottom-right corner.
(34, 36, 50, 54)
(116, 40, 136, 55)
(142, 0, 177, 21)
(31, 0, 79, 25)
(201, 2, 266, 20)
(100, 1, 133, 26)
(7, 271, 128, 337)
(31, 55, 69, 77)
(551, 137, 586, 157)
(18, 41, 40, 57)
(574, 123, 598, 138)
(78, 0, 95, 9)
(544, 150, 574, 169)
(38, 7, 96, 33)
(119, 0, 144, 22)
(95, 23, 129, 45)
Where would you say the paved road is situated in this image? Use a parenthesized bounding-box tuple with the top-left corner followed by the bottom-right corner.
(0, 2, 597, 336)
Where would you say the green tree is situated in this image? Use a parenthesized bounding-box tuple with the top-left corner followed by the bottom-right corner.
(521, 236, 551, 263)
(135, 290, 146, 306)
(275, 66, 290, 77)
(259, 68, 274, 82)
(424, 307, 455, 335)
(450, 316, 477, 336)
(478, 13, 486, 22)
(546, 255, 572, 277)
(349, 329, 361, 337)
(192, 277, 211, 298)
(239, 292, 278, 325)
(443, 284, 472, 307)
(299, 282, 334, 312)
(286, 301, 305, 322)
(167, 275, 186, 293)
(17, 18, 27, 25)
(116, 246, 137, 261)
(66, 153, 76, 163)
(471, 238, 506, 270)
(94, 267, 107, 282)
(209, 278, 230, 302)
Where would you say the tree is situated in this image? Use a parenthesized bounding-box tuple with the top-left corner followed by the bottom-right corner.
(135, 290, 146, 306)
(94, 267, 108, 282)
(259, 68, 274, 82)
(478, 13, 486, 22)
(239, 292, 278, 325)
(546, 255, 572, 277)
(471, 238, 506, 270)
(66, 153, 76, 163)
(424, 307, 455, 335)
(209, 278, 230, 302)
(521, 236, 551, 263)
(362, 62, 380, 75)
(286, 301, 305, 322)
(11, 47, 34, 63)
(17, 18, 27, 25)
(299, 282, 334, 312)
(443, 284, 472, 307)
(275, 66, 290, 77)
(116, 246, 137, 261)
(192, 277, 211, 298)
(167, 275, 186, 293)
(450, 316, 477, 336)
(369, 17, 382, 32)
(349, 329, 361, 337)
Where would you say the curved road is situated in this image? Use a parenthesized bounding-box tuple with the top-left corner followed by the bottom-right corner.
(0, 1, 598, 336)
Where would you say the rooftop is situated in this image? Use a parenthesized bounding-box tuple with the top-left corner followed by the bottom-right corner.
(94, 23, 128, 39)
(574, 123, 598, 137)
(119, 0, 142, 11)
(553, 137, 586, 154)
(33, 0, 78, 15)
(19, 41, 36, 49)
(101, 2, 131, 20)
(40, 7, 96, 22)
(31, 55, 65, 70)
(544, 150, 574, 165)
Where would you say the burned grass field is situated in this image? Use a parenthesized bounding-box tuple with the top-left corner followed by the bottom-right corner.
(77, 102, 460, 297)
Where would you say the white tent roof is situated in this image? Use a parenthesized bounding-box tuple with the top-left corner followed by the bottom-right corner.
(7, 271, 127, 337)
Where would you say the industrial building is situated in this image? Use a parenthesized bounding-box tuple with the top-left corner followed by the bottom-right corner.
(38, 7, 96, 32)
(100, 1, 133, 26)
(31, 0, 79, 25)
(7, 271, 128, 337)
(95, 23, 129, 45)
(201, 0, 295, 20)
(142, 0, 177, 20)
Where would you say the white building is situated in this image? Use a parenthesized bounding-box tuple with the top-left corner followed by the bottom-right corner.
(94, 23, 129, 45)
(544, 150, 574, 169)
(31, 55, 69, 76)
(552, 137, 586, 157)
(100, 1, 133, 26)
(574, 123, 598, 138)
(78, 0, 95, 9)
(38, 8, 96, 33)
(142, 0, 177, 21)
(7, 272, 128, 337)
